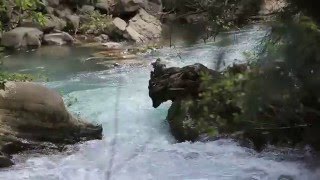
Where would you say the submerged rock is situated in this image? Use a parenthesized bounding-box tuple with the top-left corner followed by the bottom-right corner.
(0, 82, 103, 167)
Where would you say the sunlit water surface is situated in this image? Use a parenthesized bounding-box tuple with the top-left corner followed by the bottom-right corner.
(0, 25, 319, 180)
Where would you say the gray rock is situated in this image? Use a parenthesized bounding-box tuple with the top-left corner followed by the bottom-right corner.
(66, 15, 80, 31)
(45, 15, 67, 31)
(43, 32, 74, 45)
(1, 27, 43, 48)
(100, 34, 109, 41)
(124, 26, 144, 42)
(54, 7, 72, 18)
(93, 34, 109, 43)
(113, 17, 127, 32)
(117, 0, 162, 15)
(95, 1, 112, 14)
(0, 82, 103, 168)
(125, 9, 162, 43)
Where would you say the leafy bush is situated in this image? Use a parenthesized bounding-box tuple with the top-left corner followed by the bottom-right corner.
(79, 11, 115, 35)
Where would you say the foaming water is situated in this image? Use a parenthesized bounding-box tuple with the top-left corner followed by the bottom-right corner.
(0, 25, 319, 180)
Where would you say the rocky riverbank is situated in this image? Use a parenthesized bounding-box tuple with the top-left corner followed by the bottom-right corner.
(0, 0, 163, 49)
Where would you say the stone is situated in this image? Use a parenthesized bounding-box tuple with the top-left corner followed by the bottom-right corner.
(45, 15, 67, 31)
(66, 15, 80, 31)
(125, 9, 162, 43)
(124, 26, 144, 42)
(46, 6, 55, 14)
(54, 7, 72, 18)
(1, 27, 43, 48)
(143, 0, 163, 16)
(93, 34, 109, 43)
(43, 32, 74, 45)
(0, 82, 103, 167)
(113, 17, 127, 32)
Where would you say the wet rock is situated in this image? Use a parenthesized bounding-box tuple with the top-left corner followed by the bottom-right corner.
(0, 155, 14, 168)
(0, 82, 103, 167)
(43, 32, 74, 45)
(1, 27, 43, 49)
(149, 59, 220, 108)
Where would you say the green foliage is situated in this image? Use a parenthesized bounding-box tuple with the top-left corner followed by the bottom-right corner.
(0, 72, 34, 88)
(15, 0, 47, 26)
(0, 0, 47, 29)
(189, 16, 320, 149)
(15, 0, 40, 11)
(79, 11, 115, 35)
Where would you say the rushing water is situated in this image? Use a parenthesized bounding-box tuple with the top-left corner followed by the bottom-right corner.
(0, 25, 319, 180)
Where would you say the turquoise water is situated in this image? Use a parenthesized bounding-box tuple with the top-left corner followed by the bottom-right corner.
(0, 25, 318, 180)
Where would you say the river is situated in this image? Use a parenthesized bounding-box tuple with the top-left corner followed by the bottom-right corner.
(0, 25, 318, 180)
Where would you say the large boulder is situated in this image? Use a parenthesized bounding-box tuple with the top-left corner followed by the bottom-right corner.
(43, 32, 74, 45)
(1, 27, 43, 48)
(0, 82, 103, 167)
(124, 9, 162, 43)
